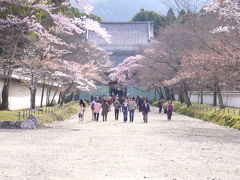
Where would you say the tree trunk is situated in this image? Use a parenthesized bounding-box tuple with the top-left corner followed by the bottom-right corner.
(75, 90, 80, 101)
(30, 87, 37, 109)
(60, 93, 66, 105)
(163, 87, 171, 100)
(178, 88, 185, 103)
(216, 83, 225, 109)
(213, 90, 217, 106)
(170, 87, 175, 100)
(156, 87, 164, 99)
(58, 91, 62, 104)
(159, 88, 165, 99)
(40, 83, 45, 108)
(1, 78, 11, 110)
(50, 88, 58, 106)
(181, 83, 191, 107)
(46, 87, 51, 106)
(200, 90, 203, 104)
(69, 92, 74, 102)
(154, 88, 157, 100)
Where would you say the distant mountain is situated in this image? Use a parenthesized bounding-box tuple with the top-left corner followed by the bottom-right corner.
(90, 0, 168, 21)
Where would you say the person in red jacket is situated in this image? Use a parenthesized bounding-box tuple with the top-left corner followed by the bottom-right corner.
(166, 100, 174, 121)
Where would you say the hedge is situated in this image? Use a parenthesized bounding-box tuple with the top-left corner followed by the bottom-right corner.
(38, 103, 79, 125)
(152, 101, 240, 130)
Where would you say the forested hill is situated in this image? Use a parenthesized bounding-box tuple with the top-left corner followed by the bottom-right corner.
(90, 0, 168, 21)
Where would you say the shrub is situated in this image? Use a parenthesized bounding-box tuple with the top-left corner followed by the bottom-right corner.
(38, 103, 79, 125)
(174, 104, 240, 130)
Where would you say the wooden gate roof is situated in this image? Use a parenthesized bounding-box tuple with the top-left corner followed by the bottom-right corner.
(87, 21, 154, 47)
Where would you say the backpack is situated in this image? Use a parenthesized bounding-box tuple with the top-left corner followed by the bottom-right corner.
(91, 103, 95, 110)
(164, 106, 167, 114)
(168, 104, 173, 111)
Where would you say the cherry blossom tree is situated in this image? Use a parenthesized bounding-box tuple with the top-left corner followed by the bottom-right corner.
(111, 0, 239, 109)
(156, 0, 239, 108)
(0, 15, 31, 109)
(180, 1, 240, 108)
(204, 0, 240, 34)
(0, 0, 111, 109)
(109, 52, 174, 100)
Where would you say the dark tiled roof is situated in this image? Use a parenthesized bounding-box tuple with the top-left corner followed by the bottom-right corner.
(87, 21, 154, 46)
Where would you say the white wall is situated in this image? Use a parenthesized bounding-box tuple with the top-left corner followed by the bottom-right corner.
(176, 91, 240, 108)
(0, 80, 60, 110)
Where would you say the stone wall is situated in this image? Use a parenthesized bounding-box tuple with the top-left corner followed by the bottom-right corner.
(0, 79, 60, 110)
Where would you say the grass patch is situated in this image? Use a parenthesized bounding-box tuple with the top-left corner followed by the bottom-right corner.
(0, 103, 79, 125)
(0, 110, 20, 121)
(35, 103, 79, 125)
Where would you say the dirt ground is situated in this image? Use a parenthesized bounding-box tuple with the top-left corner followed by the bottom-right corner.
(0, 106, 240, 180)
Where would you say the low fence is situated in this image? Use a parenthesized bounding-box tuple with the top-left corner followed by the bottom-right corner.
(0, 102, 77, 121)
(189, 103, 240, 116)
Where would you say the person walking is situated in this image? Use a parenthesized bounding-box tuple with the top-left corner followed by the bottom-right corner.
(128, 97, 137, 123)
(102, 100, 110, 122)
(142, 100, 150, 123)
(166, 100, 174, 121)
(119, 97, 124, 112)
(158, 98, 164, 114)
(138, 97, 144, 112)
(122, 99, 128, 123)
(93, 100, 102, 121)
(79, 103, 85, 122)
(79, 99, 86, 121)
(113, 99, 121, 120)
(90, 99, 96, 120)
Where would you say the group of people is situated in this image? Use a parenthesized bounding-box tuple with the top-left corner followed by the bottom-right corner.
(113, 97, 151, 123)
(157, 98, 174, 121)
(78, 95, 174, 123)
(90, 100, 110, 122)
(88, 96, 151, 123)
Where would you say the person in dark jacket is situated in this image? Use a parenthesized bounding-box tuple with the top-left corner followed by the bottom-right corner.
(119, 97, 124, 112)
(122, 99, 128, 123)
(79, 99, 86, 108)
(113, 99, 121, 120)
(158, 98, 164, 113)
(137, 97, 144, 112)
(141, 100, 150, 123)
(79, 99, 86, 119)
(101, 100, 109, 122)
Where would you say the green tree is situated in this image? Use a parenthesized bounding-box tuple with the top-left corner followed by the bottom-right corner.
(178, 9, 187, 19)
(165, 8, 176, 25)
(131, 9, 166, 32)
(177, 9, 187, 23)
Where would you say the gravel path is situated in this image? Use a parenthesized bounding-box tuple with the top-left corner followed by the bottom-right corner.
(0, 106, 240, 180)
